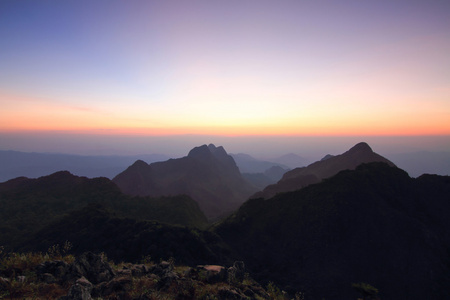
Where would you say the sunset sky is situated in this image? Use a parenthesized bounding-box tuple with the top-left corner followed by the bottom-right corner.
(1, 0, 449, 155)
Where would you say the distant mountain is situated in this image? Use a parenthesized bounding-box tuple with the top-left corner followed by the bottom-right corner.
(230, 153, 288, 173)
(0, 150, 169, 182)
(387, 151, 450, 177)
(113, 144, 257, 220)
(270, 153, 311, 169)
(253, 142, 395, 199)
(0, 171, 208, 248)
(215, 162, 450, 299)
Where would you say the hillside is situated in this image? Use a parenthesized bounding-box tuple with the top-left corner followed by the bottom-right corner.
(253, 142, 395, 199)
(215, 162, 450, 299)
(19, 205, 230, 266)
(113, 144, 257, 220)
(0, 171, 208, 249)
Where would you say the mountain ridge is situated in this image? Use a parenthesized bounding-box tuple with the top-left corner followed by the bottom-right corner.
(113, 144, 257, 220)
(253, 142, 395, 199)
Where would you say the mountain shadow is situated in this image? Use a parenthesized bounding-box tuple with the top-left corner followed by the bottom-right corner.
(113, 144, 257, 220)
(214, 162, 450, 299)
(253, 142, 395, 199)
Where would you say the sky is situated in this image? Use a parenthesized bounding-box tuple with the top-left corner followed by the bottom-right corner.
(0, 0, 449, 157)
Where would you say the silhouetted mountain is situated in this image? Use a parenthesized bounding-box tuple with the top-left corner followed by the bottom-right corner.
(230, 153, 288, 173)
(320, 154, 334, 161)
(0, 150, 169, 182)
(215, 162, 450, 299)
(254, 142, 395, 199)
(113, 144, 257, 220)
(0, 171, 208, 248)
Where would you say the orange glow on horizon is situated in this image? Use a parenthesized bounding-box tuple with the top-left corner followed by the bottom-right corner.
(1, 91, 449, 137)
(1, 123, 449, 137)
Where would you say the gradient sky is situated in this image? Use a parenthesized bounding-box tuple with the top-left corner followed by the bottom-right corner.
(0, 0, 450, 153)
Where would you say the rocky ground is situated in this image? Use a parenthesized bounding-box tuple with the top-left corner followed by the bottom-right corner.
(0, 251, 296, 300)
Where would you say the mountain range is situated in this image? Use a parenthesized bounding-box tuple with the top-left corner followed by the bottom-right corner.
(113, 144, 257, 220)
(253, 142, 395, 199)
(1, 142, 449, 299)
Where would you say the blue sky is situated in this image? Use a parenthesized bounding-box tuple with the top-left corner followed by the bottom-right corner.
(0, 0, 449, 155)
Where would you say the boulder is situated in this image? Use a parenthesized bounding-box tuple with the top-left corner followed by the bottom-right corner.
(93, 276, 132, 297)
(149, 261, 173, 277)
(227, 261, 245, 283)
(60, 277, 93, 300)
(70, 252, 115, 284)
(36, 260, 71, 283)
(196, 265, 227, 283)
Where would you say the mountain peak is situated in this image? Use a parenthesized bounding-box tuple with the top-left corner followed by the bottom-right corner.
(252, 142, 394, 200)
(187, 145, 211, 158)
(348, 142, 373, 153)
(131, 160, 148, 168)
(208, 144, 229, 158)
(114, 143, 256, 219)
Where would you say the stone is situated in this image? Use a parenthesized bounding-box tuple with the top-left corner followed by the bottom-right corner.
(94, 276, 132, 296)
(217, 287, 246, 300)
(227, 261, 245, 283)
(36, 260, 70, 282)
(149, 261, 173, 277)
(61, 277, 93, 300)
(196, 265, 227, 283)
(70, 252, 115, 284)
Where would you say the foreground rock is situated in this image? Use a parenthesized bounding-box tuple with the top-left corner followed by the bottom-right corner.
(33, 252, 272, 300)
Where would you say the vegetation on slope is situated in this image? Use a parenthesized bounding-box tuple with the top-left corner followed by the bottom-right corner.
(19, 205, 232, 266)
(0, 171, 209, 250)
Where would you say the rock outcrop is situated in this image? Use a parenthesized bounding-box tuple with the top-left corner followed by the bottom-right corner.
(32, 252, 270, 300)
